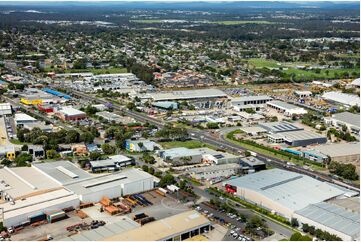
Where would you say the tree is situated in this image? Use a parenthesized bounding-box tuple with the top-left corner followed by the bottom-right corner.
(101, 143, 116, 155)
(143, 153, 155, 164)
(46, 149, 60, 159)
(21, 144, 28, 151)
(290, 232, 312, 241)
(89, 152, 102, 160)
(206, 122, 219, 129)
(80, 131, 95, 144)
(65, 130, 80, 143)
(159, 173, 176, 187)
(291, 218, 299, 227)
(14, 153, 32, 166)
(142, 165, 149, 172)
(1, 159, 12, 166)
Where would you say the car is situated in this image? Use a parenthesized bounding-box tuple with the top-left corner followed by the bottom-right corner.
(233, 234, 239, 239)
(195, 206, 201, 211)
(203, 210, 209, 214)
(230, 230, 235, 234)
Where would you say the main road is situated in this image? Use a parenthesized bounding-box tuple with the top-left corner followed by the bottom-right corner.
(61, 87, 359, 192)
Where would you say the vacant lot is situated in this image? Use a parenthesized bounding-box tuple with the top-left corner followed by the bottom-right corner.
(159, 140, 214, 149)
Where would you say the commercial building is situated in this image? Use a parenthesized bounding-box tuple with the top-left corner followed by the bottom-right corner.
(20, 88, 67, 105)
(96, 111, 124, 123)
(105, 210, 211, 241)
(0, 103, 12, 116)
(266, 100, 307, 116)
(42, 88, 71, 100)
(239, 157, 266, 172)
(55, 106, 86, 121)
(268, 130, 327, 146)
(152, 101, 179, 110)
(157, 147, 203, 165)
(294, 91, 312, 98)
(188, 163, 241, 180)
(312, 142, 360, 164)
(125, 139, 162, 152)
(324, 112, 360, 135)
(28, 145, 45, 159)
(294, 200, 360, 241)
(148, 89, 228, 109)
(231, 95, 273, 111)
(240, 126, 267, 136)
(14, 113, 38, 127)
(223, 169, 350, 219)
(65, 168, 154, 203)
(322, 91, 360, 107)
(194, 147, 242, 165)
(89, 154, 134, 173)
(258, 121, 303, 133)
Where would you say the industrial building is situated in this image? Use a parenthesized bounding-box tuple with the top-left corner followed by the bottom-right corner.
(20, 88, 68, 105)
(267, 130, 327, 146)
(312, 142, 360, 164)
(240, 126, 267, 136)
(223, 169, 352, 219)
(324, 112, 360, 135)
(148, 89, 228, 109)
(322, 91, 360, 107)
(0, 103, 12, 116)
(125, 139, 162, 152)
(188, 163, 241, 180)
(90, 154, 135, 173)
(294, 90, 312, 98)
(152, 101, 178, 110)
(0, 166, 80, 227)
(231, 95, 273, 111)
(96, 111, 124, 123)
(239, 157, 266, 172)
(65, 168, 154, 203)
(258, 121, 303, 133)
(105, 210, 212, 241)
(194, 147, 242, 165)
(55, 106, 86, 121)
(14, 113, 38, 127)
(294, 200, 360, 241)
(157, 147, 203, 165)
(266, 100, 307, 116)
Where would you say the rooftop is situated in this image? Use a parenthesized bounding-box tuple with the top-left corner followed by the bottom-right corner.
(280, 130, 326, 142)
(322, 91, 360, 106)
(267, 100, 304, 111)
(105, 210, 210, 241)
(258, 121, 303, 133)
(150, 88, 227, 101)
(314, 142, 360, 157)
(332, 112, 360, 128)
(14, 113, 37, 122)
(295, 201, 359, 239)
(328, 197, 360, 213)
(189, 163, 240, 173)
(231, 95, 272, 103)
(58, 106, 86, 116)
(224, 169, 347, 212)
(33, 160, 93, 185)
(161, 147, 202, 158)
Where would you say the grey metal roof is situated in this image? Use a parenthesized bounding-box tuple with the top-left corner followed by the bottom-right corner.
(161, 147, 202, 158)
(281, 130, 326, 142)
(61, 217, 140, 241)
(267, 100, 301, 110)
(33, 160, 92, 185)
(231, 95, 272, 103)
(258, 121, 303, 133)
(314, 142, 360, 157)
(150, 88, 227, 101)
(332, 112, 360, 128)
(224, 169, 346, 212)
(295, 201, 360, 238)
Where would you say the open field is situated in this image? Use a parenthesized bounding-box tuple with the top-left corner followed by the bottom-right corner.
(159, 140, 215, 149)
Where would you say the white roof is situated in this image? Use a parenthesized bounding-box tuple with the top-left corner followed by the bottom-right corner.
(58, 106, 86, 116)
(0, 103, 11, 110)
(14, 113, 37, 122)
(224, 168, 346, 212)
(231, 95, 272, 103)
(322, 91, 360, 106)
(332, 112, 360, 128)
(315, 142, 360, 157)
(150, 89, 227, 101)
(351, 78, 360, 87)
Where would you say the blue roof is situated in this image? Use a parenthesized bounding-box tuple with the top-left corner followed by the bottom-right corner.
(43, 88, 71, 99)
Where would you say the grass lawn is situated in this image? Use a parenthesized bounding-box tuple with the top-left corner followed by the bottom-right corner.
(44, 67, 128, 74)
(210, 20, 275, 25)
(248, 58, 280, 68)
(159, 140, 215, 150)
(10, 139, 28, 145)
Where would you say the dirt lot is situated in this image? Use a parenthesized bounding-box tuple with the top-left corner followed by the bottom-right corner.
(10, 211, 92, 241)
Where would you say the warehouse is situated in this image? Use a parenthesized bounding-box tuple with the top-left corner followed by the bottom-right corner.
(148, 89, 228, 109)
(322, 91, 360, 107)
(55, 106, 87, 121)
(14, 113, 38, 127)
(194, 147, 242, 165)
(90, 154, 135, 173)
(96, 111, 124, 123)
(65, 168, 154, 203)
(266, 100, 307, 116)
(231, 95, 273, 111)
(294, 201, 360, 241)
(313, 142, 360, 164)
(0, 166, 80, 227)
(268, 130, 327, 146)
(42, 88, 71, 99)
(294, 90, 312, 98)
(157, 147, 203, 165)
(188, 163, 241, 180)
(258, 121, 303, 133)
(223, 169, 348, 219)
(20, 88, 67, 105)
(125, 139, 162, 152)
(239, 157, 266, 172)
(33, 160, 93, 185)
(324, 111, 360, 135)
(0, 103, 12, 116)
(240, 126, 267, 136)
(152, 101, 178, 110)
(105, 210, 211, 241)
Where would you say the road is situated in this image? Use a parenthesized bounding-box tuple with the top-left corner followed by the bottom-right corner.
(55, 86, 359, 192)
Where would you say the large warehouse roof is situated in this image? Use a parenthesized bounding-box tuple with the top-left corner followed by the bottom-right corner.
(33, 160, 93, 185)
(280, 130, 326, 142)
(224, 169, 346, 212)
(314, 142, 360, 158)
(322, 91, 360, 106)
(258, 121, 303, 133)
(0, 167, 60, 199)
(150, 88, 227, 101)
(328, 197, 360, 213)
(105, 211, 210, 241)
(295, 201, 360, 239)
(65, 168, 153, 196)
(62, 217, 140, 241)
(231, 95, 272, 103)
(332, 112, 360, 128)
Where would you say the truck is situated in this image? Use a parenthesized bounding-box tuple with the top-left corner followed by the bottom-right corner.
(248, 150, 257, 157)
